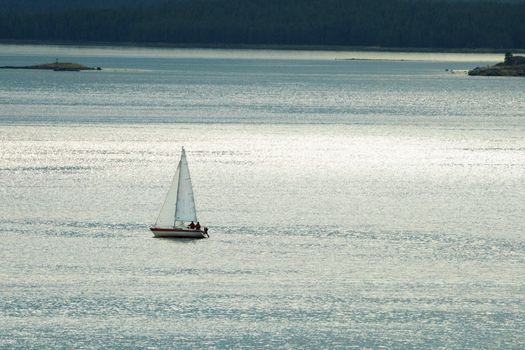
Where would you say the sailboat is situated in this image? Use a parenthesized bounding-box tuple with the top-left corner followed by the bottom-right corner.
(150, 147, 208, 238)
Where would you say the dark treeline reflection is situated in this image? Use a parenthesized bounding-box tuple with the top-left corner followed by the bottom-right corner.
(1, 0, 524, 49)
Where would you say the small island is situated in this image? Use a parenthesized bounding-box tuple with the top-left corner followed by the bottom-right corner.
(0, 59, 101, 72)
(469, 52, 525, 77)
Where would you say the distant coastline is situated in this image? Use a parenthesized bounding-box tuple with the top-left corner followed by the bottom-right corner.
(1, 39, 524, 55)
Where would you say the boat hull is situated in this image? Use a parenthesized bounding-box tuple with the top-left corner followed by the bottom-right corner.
(150, 227, 208, 239)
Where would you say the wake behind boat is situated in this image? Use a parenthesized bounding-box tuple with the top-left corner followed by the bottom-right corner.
(150, 147, 208, 239)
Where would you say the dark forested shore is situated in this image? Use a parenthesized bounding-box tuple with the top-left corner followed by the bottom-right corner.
(1, 0, 524, 50)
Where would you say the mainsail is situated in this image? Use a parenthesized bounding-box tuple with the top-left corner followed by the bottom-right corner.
(154, 147, 197, 228)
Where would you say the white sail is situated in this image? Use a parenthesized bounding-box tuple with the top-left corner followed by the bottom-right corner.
(175, 148, 197, 222)
(154, 147, 197, 228)
(154, 161, 181, 228)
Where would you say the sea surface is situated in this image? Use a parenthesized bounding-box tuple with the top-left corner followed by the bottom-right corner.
(0, 44, 524, 349)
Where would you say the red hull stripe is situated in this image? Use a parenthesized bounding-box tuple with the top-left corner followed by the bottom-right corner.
(150, 227, 203, 233)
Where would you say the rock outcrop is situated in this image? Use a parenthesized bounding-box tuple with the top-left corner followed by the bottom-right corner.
(1, 61, 101, 71)
(469, 53, 525, 77)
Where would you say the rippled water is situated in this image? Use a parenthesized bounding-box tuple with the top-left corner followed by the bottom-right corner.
(1, 45, 524, 349)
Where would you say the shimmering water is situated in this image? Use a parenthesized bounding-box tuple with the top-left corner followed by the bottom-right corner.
(1, 45, 524, 349)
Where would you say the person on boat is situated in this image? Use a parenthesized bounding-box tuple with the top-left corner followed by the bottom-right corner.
(188, 221, 195, 229)
(195, 222, 201, 230)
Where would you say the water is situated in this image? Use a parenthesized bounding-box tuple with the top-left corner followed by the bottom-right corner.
(1, 45, 524, 349)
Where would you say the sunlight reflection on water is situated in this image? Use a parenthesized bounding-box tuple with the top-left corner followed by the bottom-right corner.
(0, 46, 524, 348)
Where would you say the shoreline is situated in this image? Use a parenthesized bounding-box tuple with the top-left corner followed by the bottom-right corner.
(1, 39, 524, 54)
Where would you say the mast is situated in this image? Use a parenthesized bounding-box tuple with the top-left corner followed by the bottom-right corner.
(173, 152, 183, 227)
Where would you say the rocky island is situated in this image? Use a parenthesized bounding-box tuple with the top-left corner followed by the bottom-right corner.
(0, 60, 101, 71)
(469, 52, 525, 77)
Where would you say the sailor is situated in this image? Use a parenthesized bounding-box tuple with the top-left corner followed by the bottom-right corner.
(195, 222, 201, 230)
(188, 221, 195, 229)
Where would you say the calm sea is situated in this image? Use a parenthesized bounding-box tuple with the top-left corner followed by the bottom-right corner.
(0, 45, 524, 349)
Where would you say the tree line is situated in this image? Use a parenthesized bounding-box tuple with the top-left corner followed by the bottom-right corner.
(1, 0, 524, 49)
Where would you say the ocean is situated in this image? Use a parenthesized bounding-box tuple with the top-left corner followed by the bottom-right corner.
(0, 44, 524, 349)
